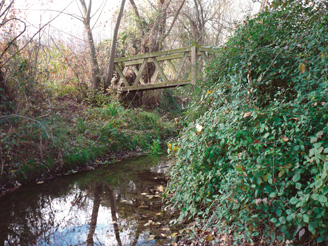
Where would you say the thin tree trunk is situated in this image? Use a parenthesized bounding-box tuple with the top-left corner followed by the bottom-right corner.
(108, 189, 122, 246)
(87, 185, 102, 246)
(105, 0, 126, 91)
(79, 0, 101, 91)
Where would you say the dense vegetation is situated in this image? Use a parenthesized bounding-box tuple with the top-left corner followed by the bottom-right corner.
(168, 1, 328, 244)
(0, 39, 178, 191)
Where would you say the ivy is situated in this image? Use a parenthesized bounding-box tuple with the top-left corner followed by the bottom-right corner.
(169, 1, 328, 244)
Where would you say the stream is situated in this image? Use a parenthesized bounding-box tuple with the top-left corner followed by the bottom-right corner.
(0, 155, 177, 246)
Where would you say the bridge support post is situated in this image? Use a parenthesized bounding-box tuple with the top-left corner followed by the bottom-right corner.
(191, 45, 198, 85)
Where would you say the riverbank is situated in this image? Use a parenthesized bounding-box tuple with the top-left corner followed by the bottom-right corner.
(0, 96, 178, 197)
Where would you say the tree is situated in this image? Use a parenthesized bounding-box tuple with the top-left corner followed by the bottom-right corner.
(77, 0, 101, 91)
(177, 0, 233, 46)
(105, 0, 126, 90)
(126, 0, 186, 53)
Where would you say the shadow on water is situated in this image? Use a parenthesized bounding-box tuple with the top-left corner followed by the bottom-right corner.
(0, 155, 177, 246)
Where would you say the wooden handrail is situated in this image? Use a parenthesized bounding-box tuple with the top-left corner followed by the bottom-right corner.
(112, 45, 218, 92)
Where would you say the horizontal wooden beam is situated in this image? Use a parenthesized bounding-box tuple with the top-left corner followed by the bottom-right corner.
(114, 47, 190, 63)
(124, 53, 187, 66)
(113, 80, 191, 92)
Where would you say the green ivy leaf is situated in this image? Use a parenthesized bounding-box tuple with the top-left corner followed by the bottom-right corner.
(290, 197, 298, 205)
(303, 214, 310, 223)
(296, 183, 302, 189)
(318, 195, 327, 203)
(315, 179, 323, 188)
(308, 224, 316, 235)
(293, 172, 301, 182)
(311, 194, 319, 200)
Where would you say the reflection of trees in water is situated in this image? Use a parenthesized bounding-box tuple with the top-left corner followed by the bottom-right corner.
(0, 156, 169, 246)
(87, 185, 102, 246)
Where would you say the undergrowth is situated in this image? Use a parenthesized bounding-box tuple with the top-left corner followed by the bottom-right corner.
(0, 95, 176, 190)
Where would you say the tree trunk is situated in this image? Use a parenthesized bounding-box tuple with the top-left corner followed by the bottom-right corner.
(79, 0, 101, 91)
(105, 0, 126, 91)
(87, 185, 102, 246)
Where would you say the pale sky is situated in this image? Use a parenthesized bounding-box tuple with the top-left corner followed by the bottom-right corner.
(14, 0, 260, 46)
(15, 0, 120, 44)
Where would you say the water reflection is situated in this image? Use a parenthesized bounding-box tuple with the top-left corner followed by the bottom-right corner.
(0, 156, 172, 246)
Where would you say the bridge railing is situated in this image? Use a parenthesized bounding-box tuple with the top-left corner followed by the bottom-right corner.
(112, 45, 217, 92)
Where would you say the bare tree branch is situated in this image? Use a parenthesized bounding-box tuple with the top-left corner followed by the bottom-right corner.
(1, 1, 74, 69)
(160, 0, 186, 44)
(0, 0, 14, 20)
(0, 18, 26, 64)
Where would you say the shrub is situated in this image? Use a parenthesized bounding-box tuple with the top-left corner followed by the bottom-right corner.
(169, 1, 328, 244)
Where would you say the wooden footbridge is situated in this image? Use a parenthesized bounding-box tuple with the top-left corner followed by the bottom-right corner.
(112, 45, 217, 92)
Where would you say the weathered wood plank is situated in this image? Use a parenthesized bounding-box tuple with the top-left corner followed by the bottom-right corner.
(117, 80, 191, 92)
(166, 60, 177, 78)
(123, 53, 188, 66)
(115, 64, 129, 87)
(114, 47, 190, 63)
(133, 59, 147, 86)
(191, 46, 197, 85)
(151, 67, 160, 84)
(174, 52, 188, 80)
(132, 66, 146, 85)
(151, 58, 168, 83)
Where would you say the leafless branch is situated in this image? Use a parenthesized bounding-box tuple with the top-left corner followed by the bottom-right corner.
(160, 0, 186, 44)
(0, 0, 14, 19)
(0, 1, 73, 69)
(0, 18, 26, 66)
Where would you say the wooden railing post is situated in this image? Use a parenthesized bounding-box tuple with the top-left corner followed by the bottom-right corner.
(191, 45, 197, 85)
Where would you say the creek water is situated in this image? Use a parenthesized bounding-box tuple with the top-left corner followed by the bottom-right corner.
(0, 155, 177, 246)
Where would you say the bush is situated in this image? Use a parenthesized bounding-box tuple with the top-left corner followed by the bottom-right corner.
(169, 1, 328, 244)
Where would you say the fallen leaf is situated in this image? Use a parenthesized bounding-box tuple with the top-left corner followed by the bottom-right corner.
(206, 90, 213, 95)
(298, 63, 306, 73)
(280, 136, 289, 142)
(243, 112, 252, 118)
(171, 232, 178, 237)
(205, 235, 213, 241)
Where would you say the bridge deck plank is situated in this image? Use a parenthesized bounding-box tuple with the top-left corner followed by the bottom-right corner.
(117, 80, 191, 92)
